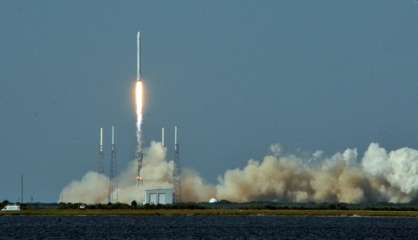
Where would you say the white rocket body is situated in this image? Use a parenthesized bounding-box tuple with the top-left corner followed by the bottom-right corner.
(137, 32, 141, 81)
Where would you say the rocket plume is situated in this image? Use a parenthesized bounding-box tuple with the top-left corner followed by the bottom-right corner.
(135, 81, 144, 154)
(60, 141, 418, 204)
(135, 81, 144, 183)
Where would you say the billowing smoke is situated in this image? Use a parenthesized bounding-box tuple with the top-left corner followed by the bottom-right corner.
(59, 141, 214, 204)
(216, 143, 416, 203)
(60, 142, 418, 204)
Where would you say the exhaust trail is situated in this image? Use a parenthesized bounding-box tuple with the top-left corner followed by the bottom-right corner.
(135, 32, 144, 185)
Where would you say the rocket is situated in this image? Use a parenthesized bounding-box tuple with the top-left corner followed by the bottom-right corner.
(137, 31, 141, 81)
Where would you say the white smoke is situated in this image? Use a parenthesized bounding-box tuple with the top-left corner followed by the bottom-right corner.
(59, 172, 109, 204)
(60, 142, 418, 204)
(215, 143, 418, 203)
(60, 142, 168, 204)
(362, 143, 418, 198)
(59, 141, 213, 204)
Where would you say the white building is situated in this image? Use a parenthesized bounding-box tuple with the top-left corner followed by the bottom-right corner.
(1, 204, 21, 212)
(144, 188, 174, 205)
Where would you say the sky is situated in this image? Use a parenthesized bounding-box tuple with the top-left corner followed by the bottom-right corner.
(1, 0, 418, 202)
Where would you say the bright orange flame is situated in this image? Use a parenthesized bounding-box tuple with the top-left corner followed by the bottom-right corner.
(135, 81, 143, 123)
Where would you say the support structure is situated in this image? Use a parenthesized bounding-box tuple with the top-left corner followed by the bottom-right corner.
(97, 128, 105, 174)
(20, 174, 24, 203)
(173, 126, 181, 203)
(109, 125, 118, 203)
(162, 127, 165, 147)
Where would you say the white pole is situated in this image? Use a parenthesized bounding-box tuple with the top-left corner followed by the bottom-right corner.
(174, 126, 178, 145)
(112, 125, 115, 145)
(162, 127, 165, 147)
(100, 127, 103, 151)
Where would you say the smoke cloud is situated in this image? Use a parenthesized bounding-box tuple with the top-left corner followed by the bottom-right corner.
(60, 142, 418, 204)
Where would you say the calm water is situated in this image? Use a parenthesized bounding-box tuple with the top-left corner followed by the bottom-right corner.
(0, 216, 417, 239)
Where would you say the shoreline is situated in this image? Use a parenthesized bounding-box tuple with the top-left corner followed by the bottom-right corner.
(1, 209, 418, 217)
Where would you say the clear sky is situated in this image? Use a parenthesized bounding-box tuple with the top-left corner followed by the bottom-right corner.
(1, 0, 418, 202)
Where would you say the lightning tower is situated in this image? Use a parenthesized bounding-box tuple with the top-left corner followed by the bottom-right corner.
(97, 128, 104, 174)
(173, 126, 181, 202)
(109, 125, 118, 202)
(161, 127, 165, 147)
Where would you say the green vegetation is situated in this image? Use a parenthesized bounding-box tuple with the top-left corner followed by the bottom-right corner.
(0, 201, 417, 217)
(0, 200, 9, 209)
(55, 201, 418, 211)
(0, 209, 417, 217)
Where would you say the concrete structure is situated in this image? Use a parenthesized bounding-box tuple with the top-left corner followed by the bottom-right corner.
(144, 188, 174, 205)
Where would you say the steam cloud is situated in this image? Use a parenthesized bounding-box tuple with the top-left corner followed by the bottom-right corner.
(59, 142, 418, 204)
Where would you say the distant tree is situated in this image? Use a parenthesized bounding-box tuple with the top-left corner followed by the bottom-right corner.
(0, 200, 9, 209)
(131, 200, 138, 208)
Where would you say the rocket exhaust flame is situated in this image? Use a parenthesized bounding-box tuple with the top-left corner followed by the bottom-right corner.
(135, 81, 143, 131)
(135, 80, 144, 184)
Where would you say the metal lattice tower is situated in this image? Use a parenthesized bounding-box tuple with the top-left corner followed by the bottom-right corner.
(97, 128, 105, 174)
(173, 126, 181, 203)
(109, 126, 118, 203)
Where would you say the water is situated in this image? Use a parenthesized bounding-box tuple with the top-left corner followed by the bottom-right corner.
(0, 216, 417, 239)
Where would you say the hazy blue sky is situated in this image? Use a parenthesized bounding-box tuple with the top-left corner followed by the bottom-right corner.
(1, 1, 418, 202)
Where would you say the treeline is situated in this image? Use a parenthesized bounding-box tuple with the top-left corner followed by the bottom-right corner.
(219, 202, 418, 211)
(3, 200, 418, 211)
(57, 201, 206, 210)
(56, 201, 418, 211)
(0, 200, 9, 209)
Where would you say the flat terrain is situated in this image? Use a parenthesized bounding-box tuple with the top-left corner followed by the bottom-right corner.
(1, 209, 418, 217)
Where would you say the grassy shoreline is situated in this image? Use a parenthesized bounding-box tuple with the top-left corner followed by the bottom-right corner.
(1, 209, 418, 217)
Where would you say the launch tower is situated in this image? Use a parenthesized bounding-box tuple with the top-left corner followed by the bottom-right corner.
(173, 126, 181, 202)
(109, 125, 118, 202)
(97, 128, 104, 174)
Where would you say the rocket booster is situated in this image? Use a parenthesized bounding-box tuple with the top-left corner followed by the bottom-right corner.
(137, 32, 141, 81)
